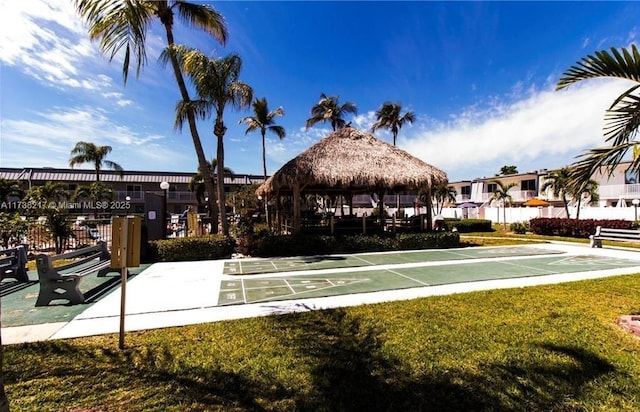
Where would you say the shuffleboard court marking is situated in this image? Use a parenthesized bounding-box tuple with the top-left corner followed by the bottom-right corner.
(283, 279, 296, 294)
(385, 269, 431, 286)
(495, 259, 553, 274)
(222, 246, 567, 276)
(350, 255, 376, 265)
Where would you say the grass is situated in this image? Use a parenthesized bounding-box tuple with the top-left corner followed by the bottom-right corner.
(4, 273, 640, 410)
(4, 232, 640, 411)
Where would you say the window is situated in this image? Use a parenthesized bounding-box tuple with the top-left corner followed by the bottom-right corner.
(461, 186, 471, 196)
(126, 185, 142, 199)
(625, 167, 639, 185)
(487, 183, 497, 193)
(521, 179, 536, 191)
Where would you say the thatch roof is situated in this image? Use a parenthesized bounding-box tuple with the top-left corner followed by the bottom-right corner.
(257, 127, 447, 196)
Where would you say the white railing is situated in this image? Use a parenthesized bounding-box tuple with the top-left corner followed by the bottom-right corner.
(114, 191, 197, 202)
(598, 183, 640, 199)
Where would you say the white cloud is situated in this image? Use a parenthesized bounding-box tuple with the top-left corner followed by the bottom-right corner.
(0, 107, 174, 169)
(0, 0, 98, 86)
(401, 78, 633, 181)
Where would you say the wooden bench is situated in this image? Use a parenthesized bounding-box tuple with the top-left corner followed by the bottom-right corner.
(590, 226, 640, 248)
(0, 245, 29, 282)
(35, 242, 115, 306)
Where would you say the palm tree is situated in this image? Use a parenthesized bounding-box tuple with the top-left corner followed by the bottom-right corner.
(556, 45, 640, 183)
(240, 97, 286, 180)
(371, 102, 415, 146)
(74, 0, 227, 229)
(570, 177, 600, 220)
(541, 167, 573, 218)
(69, 142, 123, 182)
(173, 48, 253, 235)
(26, 181, 68, 205)
(306, 93, 357, 131)
(71, 182, 114, 203)
(0, 178, 24, 203)
(431, 182, 457, 215)
(490, 179, 517, 230)
(189, 159, 233, 205)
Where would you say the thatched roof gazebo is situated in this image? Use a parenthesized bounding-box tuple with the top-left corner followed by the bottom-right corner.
(256, 127, 448, 233)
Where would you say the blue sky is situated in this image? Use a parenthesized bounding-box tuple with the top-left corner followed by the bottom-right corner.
(1, 1, 639, 182)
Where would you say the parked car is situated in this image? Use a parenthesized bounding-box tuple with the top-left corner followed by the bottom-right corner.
(88, 228, 101, 240)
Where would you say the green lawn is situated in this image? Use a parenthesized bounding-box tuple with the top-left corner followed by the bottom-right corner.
(4, 272, 640, 411)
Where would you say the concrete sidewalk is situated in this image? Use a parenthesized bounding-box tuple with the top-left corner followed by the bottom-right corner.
(4, 242, 640, 345)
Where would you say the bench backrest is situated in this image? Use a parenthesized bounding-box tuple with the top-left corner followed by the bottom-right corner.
(36, 242, 110, 281)
(0, 246, 27, 268)
(595, 226, 640, 239)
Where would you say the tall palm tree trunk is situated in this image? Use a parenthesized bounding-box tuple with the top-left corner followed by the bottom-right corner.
(161, 20, 218, 231)
(215, 117, 228, 235)
(261, 130, 267, 179)
(561, 195, 570, 218)
(503, 203, 508, 230)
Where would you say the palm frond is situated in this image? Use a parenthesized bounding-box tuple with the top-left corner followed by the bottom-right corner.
(603, 93, 640, 145)
(174, 1, 227, 45)
(568, 142, 637, 183)
(556, 45, 640, 90)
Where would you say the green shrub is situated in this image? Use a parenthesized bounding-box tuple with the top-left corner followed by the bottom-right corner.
(529, 218, 633, 238)
(510, 221, 529, 234)
(253, 232, 460, 257)
(448, 219, 493, 233)
(149, 235, 236, 262)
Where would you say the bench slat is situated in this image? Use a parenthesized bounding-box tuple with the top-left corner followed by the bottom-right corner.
(591, 226, 640, 248)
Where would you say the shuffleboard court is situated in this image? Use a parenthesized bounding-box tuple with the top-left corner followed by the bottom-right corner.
(217, 253, 640, 306)
(223, 246, 565, 275)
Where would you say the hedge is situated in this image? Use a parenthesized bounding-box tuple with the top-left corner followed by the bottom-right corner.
(148, 235, 236, 262)
(528, 218, 634, 238)
(444, 218, 493, 233)
(253, 232, 460, 257)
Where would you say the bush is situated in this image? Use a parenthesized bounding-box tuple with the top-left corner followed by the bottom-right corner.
(529, 218, 634, 238)
(447, 218, 493, 233)
(253, 232, 460, 257)
(149, 235, 236, 262)
(510, 221, 529, 234)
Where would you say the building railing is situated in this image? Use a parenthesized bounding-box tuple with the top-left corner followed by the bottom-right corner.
(597, 183, 640, 199)
(114, 191, 197, 202)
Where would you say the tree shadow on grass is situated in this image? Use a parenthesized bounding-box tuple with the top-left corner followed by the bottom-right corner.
(3, 313, 625, 411)
(269, 309, 620, 411)
(4, 340, 297, 411)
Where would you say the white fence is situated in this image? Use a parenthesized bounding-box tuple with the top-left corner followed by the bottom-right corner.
(340, 205, 639, 225)
(438, 206, 639, 224)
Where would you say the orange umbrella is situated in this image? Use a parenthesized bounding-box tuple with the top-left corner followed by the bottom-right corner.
(523, 198, 550, 207)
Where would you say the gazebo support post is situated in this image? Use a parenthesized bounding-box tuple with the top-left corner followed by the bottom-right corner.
(377, 188, 387, 227)
(293, 183, 301, 234)
(424, 184, 433, 232)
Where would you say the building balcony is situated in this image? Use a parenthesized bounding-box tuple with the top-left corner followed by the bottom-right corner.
(114, 191, 197, 203)
(598, 183, 640, 200)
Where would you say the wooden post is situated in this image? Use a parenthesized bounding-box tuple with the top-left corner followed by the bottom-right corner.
(112, 216, 141, 350)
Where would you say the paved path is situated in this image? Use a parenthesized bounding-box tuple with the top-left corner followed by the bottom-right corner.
(3, 242, 640, 344)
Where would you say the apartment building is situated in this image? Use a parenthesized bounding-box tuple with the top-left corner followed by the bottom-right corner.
(2, 161, 639, 221)
(447, 161, 640, 207)
(0, 167, 265, 215)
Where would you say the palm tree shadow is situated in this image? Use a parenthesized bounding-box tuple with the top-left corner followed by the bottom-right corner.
(269, 309, 620, 411)
(4, 315, 623, 411)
